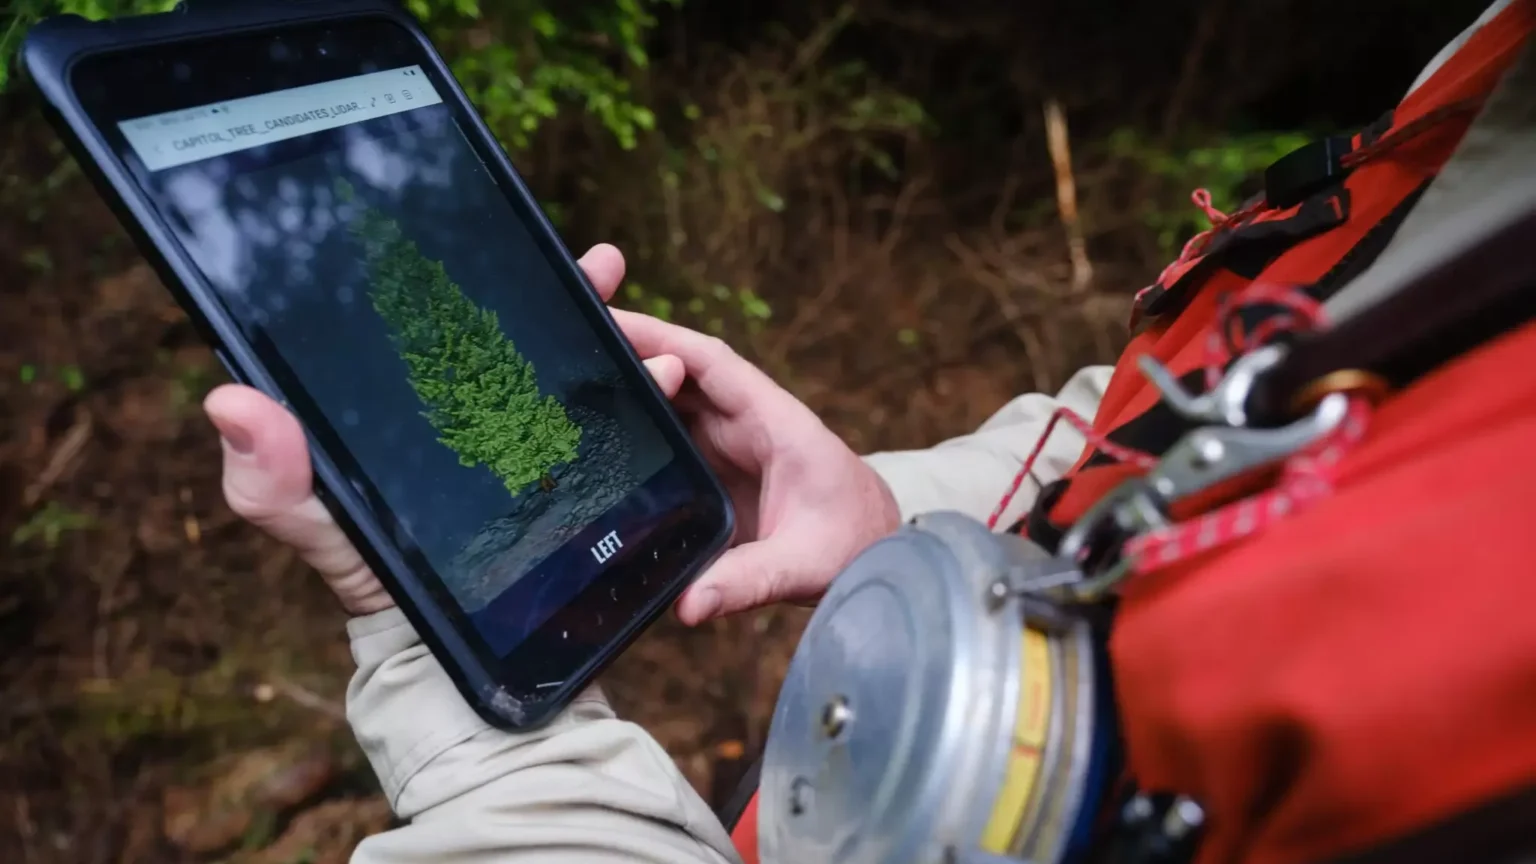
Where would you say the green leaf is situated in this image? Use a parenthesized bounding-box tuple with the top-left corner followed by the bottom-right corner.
(23, 248, 53, 274)
(11, 501, 95, 549)
(59, 365, 84, 392)
(754, 188, 786, 213)
(738, 289, 771, 321)
(646, 296, 673, 321)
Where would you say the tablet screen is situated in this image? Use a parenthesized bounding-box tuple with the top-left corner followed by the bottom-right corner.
(69, 16, 729, 701)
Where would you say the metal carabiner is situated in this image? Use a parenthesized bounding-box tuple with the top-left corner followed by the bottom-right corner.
(1135, 343, 1286, 428)
(1031, 349, 1350, 606)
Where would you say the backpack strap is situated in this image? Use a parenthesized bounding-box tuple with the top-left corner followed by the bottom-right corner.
(1249, 34, 1536, 423)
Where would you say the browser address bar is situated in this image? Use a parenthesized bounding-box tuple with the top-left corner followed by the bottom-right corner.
(118, 65, 445, 172)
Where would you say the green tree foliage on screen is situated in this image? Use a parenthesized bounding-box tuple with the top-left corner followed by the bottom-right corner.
(340, 180, 581, 495)
(1, 0, 677, 150)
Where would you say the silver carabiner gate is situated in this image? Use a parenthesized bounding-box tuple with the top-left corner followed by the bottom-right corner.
(1025, 346, 1350, 605)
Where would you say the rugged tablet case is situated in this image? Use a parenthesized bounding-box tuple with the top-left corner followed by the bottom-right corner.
(19, 0, 734, 731)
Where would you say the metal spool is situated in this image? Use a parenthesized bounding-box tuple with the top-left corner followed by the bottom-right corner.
(759, 511, 1116, 864)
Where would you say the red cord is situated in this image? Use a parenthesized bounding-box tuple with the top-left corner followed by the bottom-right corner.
(1133, 189, 1265, 314)
(991, 281, 1375, 582)
(985, 407, 1156, 530)
(1121, 397, 1372, 575)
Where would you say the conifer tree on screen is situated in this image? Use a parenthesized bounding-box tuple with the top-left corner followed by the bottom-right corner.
(339, 179, 580, 495)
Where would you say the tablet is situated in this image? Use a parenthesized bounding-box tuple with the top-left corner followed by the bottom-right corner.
(22, 0, 734, 729)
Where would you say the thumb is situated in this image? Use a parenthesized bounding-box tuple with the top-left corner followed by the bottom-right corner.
(204, 385, 314, 520)
(204, 385, 389, 613)
(675, 539, 811, 625)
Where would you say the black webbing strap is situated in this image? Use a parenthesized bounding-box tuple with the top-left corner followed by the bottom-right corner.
(1246, 198, 1536, 425)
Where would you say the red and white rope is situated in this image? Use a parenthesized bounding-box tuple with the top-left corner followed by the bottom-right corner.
(991, 280, 1376, 582)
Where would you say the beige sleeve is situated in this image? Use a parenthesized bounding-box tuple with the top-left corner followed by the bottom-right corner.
(345, 607, 740, 864)
(861, 364, 1113, 527)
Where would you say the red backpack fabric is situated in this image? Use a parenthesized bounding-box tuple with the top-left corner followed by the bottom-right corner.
(1093, 5, 1536, 861)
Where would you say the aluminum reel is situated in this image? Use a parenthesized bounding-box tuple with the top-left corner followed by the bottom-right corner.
(758, 511, 1117, 864)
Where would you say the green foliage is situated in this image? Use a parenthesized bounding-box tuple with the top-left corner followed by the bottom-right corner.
(22, 247, 52, 274)
(342, 181, 580, 495)
(12, 500, 95, 548)
(676, 51, 928, 220)
(632, 9, 925, 339)
(58, 362, 85, 391)
(162, 351, 220, 416)
(411, 0, 682, 150)
(1109, 127, 1310, 255)
(623, 282, 673, 321)
(626, 280, 772, 335)
(14, 361, 87, 390)
(1, 0, 178, 89)
(1, 0, 677, 150)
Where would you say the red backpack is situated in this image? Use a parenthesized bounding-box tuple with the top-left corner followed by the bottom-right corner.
(734, 4, 1536, 861)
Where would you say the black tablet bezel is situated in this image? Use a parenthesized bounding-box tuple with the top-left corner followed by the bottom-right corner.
(23, 3, 734, 729)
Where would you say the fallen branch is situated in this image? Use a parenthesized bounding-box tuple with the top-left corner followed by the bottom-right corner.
(1043, 99, 1093, 293)
(260, 675, 346, 723)
(23, 407, 92, 508)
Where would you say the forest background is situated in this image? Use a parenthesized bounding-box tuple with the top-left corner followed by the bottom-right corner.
(0, 0, 1484, 861)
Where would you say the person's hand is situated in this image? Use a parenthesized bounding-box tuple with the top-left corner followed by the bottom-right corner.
(611, 309, 901, 624)
(205, 243, 899, 621)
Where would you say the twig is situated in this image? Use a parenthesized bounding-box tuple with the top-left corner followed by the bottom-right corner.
(1043, 99, 1093, 293)
(91, 548, 134, 680)
(23, 407, 92, 508)
(860, 2, 999, 40)
(1160, 0, 1227, 143)
(945, 233, 1056, 393)
(989, 171, 1022, 239)
(266, 675, 346, 722)
(785, 4, 857, 82)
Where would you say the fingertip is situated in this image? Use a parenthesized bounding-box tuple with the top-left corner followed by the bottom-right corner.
(201, 381, 253, 417)
(586, 241, 623, 262)
(676, 584, 723, 626)
(578, 243, 627, 300)
(204, 384, 280, 455)
(642, 353, 685, 398)
(202, 383, 282, 428)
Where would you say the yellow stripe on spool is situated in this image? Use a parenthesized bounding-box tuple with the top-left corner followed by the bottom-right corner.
(979, 628, 1053, 853)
